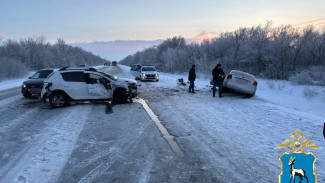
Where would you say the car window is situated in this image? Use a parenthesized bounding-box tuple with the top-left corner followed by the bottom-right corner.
(61, 72, 85, 82)
(85, 73, 110, 84)
(32, 70, 53, 79)
(132, 65, 141, 71)
(142, 67, 156, 71)
(99, 72, 118, 81)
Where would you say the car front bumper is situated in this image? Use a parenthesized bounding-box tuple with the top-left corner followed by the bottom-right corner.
(21, 85, 43, 95)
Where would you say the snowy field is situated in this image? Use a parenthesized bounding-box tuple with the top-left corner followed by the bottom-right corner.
(0, 65, 324, 182)
(0, 71, 35, 91)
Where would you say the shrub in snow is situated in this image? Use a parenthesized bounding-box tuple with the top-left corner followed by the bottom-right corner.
(290, 65, 325, 86)
(266, 80, 275, 89)
(277, 82, 286, 90)
(303, 87, 318, 99)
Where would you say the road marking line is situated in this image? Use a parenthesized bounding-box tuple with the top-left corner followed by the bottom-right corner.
(136, 98, 184, 157)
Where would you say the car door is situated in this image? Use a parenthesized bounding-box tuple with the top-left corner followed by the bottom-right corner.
(85, 73, 112, 99)
(60, 72, 88, 100)
(131, 65, 141, 78)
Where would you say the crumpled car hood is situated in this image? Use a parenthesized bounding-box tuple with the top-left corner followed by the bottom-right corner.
(115, 78, 137, 85)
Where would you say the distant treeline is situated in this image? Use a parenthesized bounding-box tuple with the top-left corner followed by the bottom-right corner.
(0, 36, 108, 80)
(120, 22, 325, 85)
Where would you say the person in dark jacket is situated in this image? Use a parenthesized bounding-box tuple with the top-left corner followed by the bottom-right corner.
(212, 63, 225, 98)
(188, 65, 196, 93)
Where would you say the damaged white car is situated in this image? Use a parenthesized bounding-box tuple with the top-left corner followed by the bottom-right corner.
(41, 67, 137, 108)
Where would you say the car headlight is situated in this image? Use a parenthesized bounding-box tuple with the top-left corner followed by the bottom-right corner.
(155, 73, 158, 77)
(22, 83, 26, 88)
(142, 73, 146, 77)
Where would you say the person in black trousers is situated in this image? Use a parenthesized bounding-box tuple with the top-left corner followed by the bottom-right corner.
(188, 65, 196, 93)
(212, 63, 225, 98)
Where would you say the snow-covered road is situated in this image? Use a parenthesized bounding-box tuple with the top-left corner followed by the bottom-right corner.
(0, 65, 324, 182)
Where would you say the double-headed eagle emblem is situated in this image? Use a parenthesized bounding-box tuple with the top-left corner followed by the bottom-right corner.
(275, 129, 320, 153)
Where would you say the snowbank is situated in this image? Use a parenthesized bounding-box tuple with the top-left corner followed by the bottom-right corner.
(0, 71, 35, 91)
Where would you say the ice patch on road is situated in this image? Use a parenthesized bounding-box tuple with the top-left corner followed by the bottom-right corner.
(1, 105, 91, 183)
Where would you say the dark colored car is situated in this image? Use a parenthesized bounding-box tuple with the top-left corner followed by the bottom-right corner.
(21, 69, 55, 97)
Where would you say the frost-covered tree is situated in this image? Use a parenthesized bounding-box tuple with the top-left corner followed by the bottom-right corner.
(120, 23, 325, 85)
(0, 36, 108, 80)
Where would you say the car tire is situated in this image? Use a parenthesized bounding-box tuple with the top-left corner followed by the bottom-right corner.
(113, 88, 128, 104)
(49, 92, 68, 108)
(222, 87, 230, 93)
(156, 80, 159, 82)
(23, 92, 32, 98)
(245, 94, 255, 98)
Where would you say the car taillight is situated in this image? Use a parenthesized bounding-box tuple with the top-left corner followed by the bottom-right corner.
(227, 74, 232, 79)
(253, 81, 258, 86)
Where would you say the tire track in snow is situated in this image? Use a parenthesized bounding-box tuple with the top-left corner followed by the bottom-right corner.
(138, 150, 155, 183)
(1, 105, 91, 183)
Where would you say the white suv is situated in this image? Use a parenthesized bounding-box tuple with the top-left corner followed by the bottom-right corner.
(41, 67, 137, 108)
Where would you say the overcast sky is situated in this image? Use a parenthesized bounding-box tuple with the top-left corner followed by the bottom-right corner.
(1, 0, 324, 43)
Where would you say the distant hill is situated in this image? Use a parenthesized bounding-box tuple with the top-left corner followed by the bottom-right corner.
(70, 40, 163, 61)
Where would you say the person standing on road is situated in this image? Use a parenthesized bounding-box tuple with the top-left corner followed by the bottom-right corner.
(212, 63, 225, 98)
(188, 65, 196, 93)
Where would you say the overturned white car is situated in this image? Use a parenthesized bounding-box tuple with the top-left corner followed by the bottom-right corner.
(41, 67, 137, 108)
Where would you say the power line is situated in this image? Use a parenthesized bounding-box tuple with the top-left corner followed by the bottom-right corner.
(293, 18, 325, 26)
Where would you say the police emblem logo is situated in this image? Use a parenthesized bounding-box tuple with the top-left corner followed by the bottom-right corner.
(275, 129, 320, 183)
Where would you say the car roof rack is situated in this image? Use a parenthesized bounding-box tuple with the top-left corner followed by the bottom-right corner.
(58, 67, 98, 72)
(59, 67, 69, 71)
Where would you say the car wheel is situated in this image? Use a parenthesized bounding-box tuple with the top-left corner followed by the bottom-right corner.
(49, 92, 68, 108)
(23, 92, 32, 98)
(113, 88, 128, 104)
(222, 87, 230, 93)
(245, 94, 255, 98)
(156, 79, 159, 82)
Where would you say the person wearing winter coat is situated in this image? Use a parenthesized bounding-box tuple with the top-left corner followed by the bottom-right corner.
(212, 63, 225, 98)
(188, 65, 196, 93)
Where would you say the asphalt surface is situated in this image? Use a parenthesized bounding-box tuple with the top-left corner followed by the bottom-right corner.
(0, 87, 21, 100)
(1, 66, 324, 183)
(0, 67, 221, 183)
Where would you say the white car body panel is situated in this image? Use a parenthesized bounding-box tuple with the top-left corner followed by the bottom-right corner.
(87, 83, 111, 99)
(223, 70, 257, 95)
(63, 81, 89, 100)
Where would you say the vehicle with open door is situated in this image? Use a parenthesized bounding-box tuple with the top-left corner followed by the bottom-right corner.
(41, 67, 137, 108)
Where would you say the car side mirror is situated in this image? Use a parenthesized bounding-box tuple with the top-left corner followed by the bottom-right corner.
(28, 77, 32, 79)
